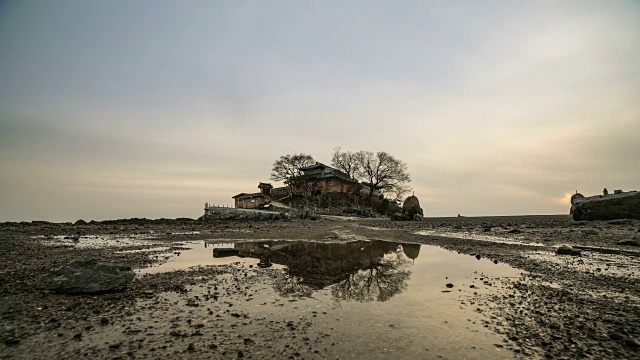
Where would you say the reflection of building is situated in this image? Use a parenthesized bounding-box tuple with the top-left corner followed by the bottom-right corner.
(234, 240, 420, 290)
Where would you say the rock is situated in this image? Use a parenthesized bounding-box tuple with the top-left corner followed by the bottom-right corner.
(446, 283, 454, 288)
(624, 338, 640, 348)
(33, 259, 135, 294)
(391, 195, 424, 221)
(391, 212, 410, 221)
(402, 195, 424, 218)
(556, 246, 581, 256)
(616, 239, 640, 246)
(570, 190, 640, 221)
(4, 338, 20, 346)
(170, 330, 188, 337)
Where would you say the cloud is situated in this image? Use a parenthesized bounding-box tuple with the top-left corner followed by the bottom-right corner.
(1, 0, 639, 220)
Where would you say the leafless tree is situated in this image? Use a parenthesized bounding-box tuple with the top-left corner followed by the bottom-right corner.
(270, 153, 315, 187)
(355, 151, 411, 202)
(331, 147, 361, 179)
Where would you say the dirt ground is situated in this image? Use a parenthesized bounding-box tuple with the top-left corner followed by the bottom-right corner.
(1, 215, 639, 359)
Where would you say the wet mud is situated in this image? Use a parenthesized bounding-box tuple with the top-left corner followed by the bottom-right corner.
(1, 215, 639, 359)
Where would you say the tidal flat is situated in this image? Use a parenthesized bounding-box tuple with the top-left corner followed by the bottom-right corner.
(1, 215, 639, 359)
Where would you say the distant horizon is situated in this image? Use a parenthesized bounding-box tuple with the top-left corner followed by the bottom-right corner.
(2, 1, 638, 222)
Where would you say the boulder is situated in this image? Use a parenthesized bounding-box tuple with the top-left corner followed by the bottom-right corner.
(556, 245, 581, 256)
(392, 195, 424, 221)
(33, 259, 135, 294)
(402, 196, 424, 218)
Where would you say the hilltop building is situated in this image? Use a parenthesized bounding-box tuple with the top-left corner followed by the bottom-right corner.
(231, 162, 364, 209)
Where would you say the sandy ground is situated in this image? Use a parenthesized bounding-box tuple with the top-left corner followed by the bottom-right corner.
(1, 215, 639, 359)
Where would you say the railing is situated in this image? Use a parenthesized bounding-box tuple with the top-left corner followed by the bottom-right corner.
(204, 203, 233, 209)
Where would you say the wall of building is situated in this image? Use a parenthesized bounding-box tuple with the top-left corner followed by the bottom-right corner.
(236, 196, 268, 209)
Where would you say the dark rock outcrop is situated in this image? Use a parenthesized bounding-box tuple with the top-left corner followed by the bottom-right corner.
(392, 195, 424, 221)
(570, 191, 640, 221)
(556, 245, 581, 256)
(199, 209, 318, 221)
(616, 239, 640, 246)
(33, 259, 135, 294)
(402, 196, 423, 218)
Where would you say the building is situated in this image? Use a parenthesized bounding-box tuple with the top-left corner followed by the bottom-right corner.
(232, 182, 274, 209)
(290, 162, 361, 195)
(232, 163, 363, 209)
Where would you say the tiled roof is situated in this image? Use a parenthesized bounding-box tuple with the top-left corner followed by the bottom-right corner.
(293, 173, 359, 183)
(232, 192, 267, 199)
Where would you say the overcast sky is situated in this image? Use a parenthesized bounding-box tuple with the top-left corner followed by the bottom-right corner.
(1, 1, 639, 221)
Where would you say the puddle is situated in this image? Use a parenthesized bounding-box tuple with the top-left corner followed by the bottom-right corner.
(415, 230, 546, 247)
(138, 242, 262, 274)
(142, 239, 521, 295)
(137, 239, 521, 358)
(21, 239, 524, 359)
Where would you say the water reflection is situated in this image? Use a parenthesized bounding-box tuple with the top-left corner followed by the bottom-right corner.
(233, 240, 420, 302)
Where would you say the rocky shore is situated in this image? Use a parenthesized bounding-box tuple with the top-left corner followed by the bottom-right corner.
(1, 215, 639, 359)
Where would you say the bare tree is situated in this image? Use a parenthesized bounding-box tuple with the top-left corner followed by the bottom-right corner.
(331, 147, 361, 179)
(270, 153, 315, 188)
(355, 151, 411, 202)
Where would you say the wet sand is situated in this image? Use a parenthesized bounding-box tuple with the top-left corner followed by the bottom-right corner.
(1, 215, 639, 359)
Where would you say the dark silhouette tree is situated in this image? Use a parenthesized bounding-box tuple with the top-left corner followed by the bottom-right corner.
(331, 147, 361, 179)
(270, 153, 315, 192)
(355, 151, 411, 202)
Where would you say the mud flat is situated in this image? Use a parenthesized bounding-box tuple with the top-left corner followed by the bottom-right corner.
(1, 215, 639, 359)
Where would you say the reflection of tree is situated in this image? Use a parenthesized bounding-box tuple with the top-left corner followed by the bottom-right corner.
(273, 274, 314, 298)
(331, 252, 411, 302)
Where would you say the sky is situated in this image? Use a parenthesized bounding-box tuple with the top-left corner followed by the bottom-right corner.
(1, 0, 639, 222)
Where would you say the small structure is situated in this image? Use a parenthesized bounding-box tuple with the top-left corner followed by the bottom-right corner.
(258, 182, 273, 195)
(233, 188, 270, 209)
